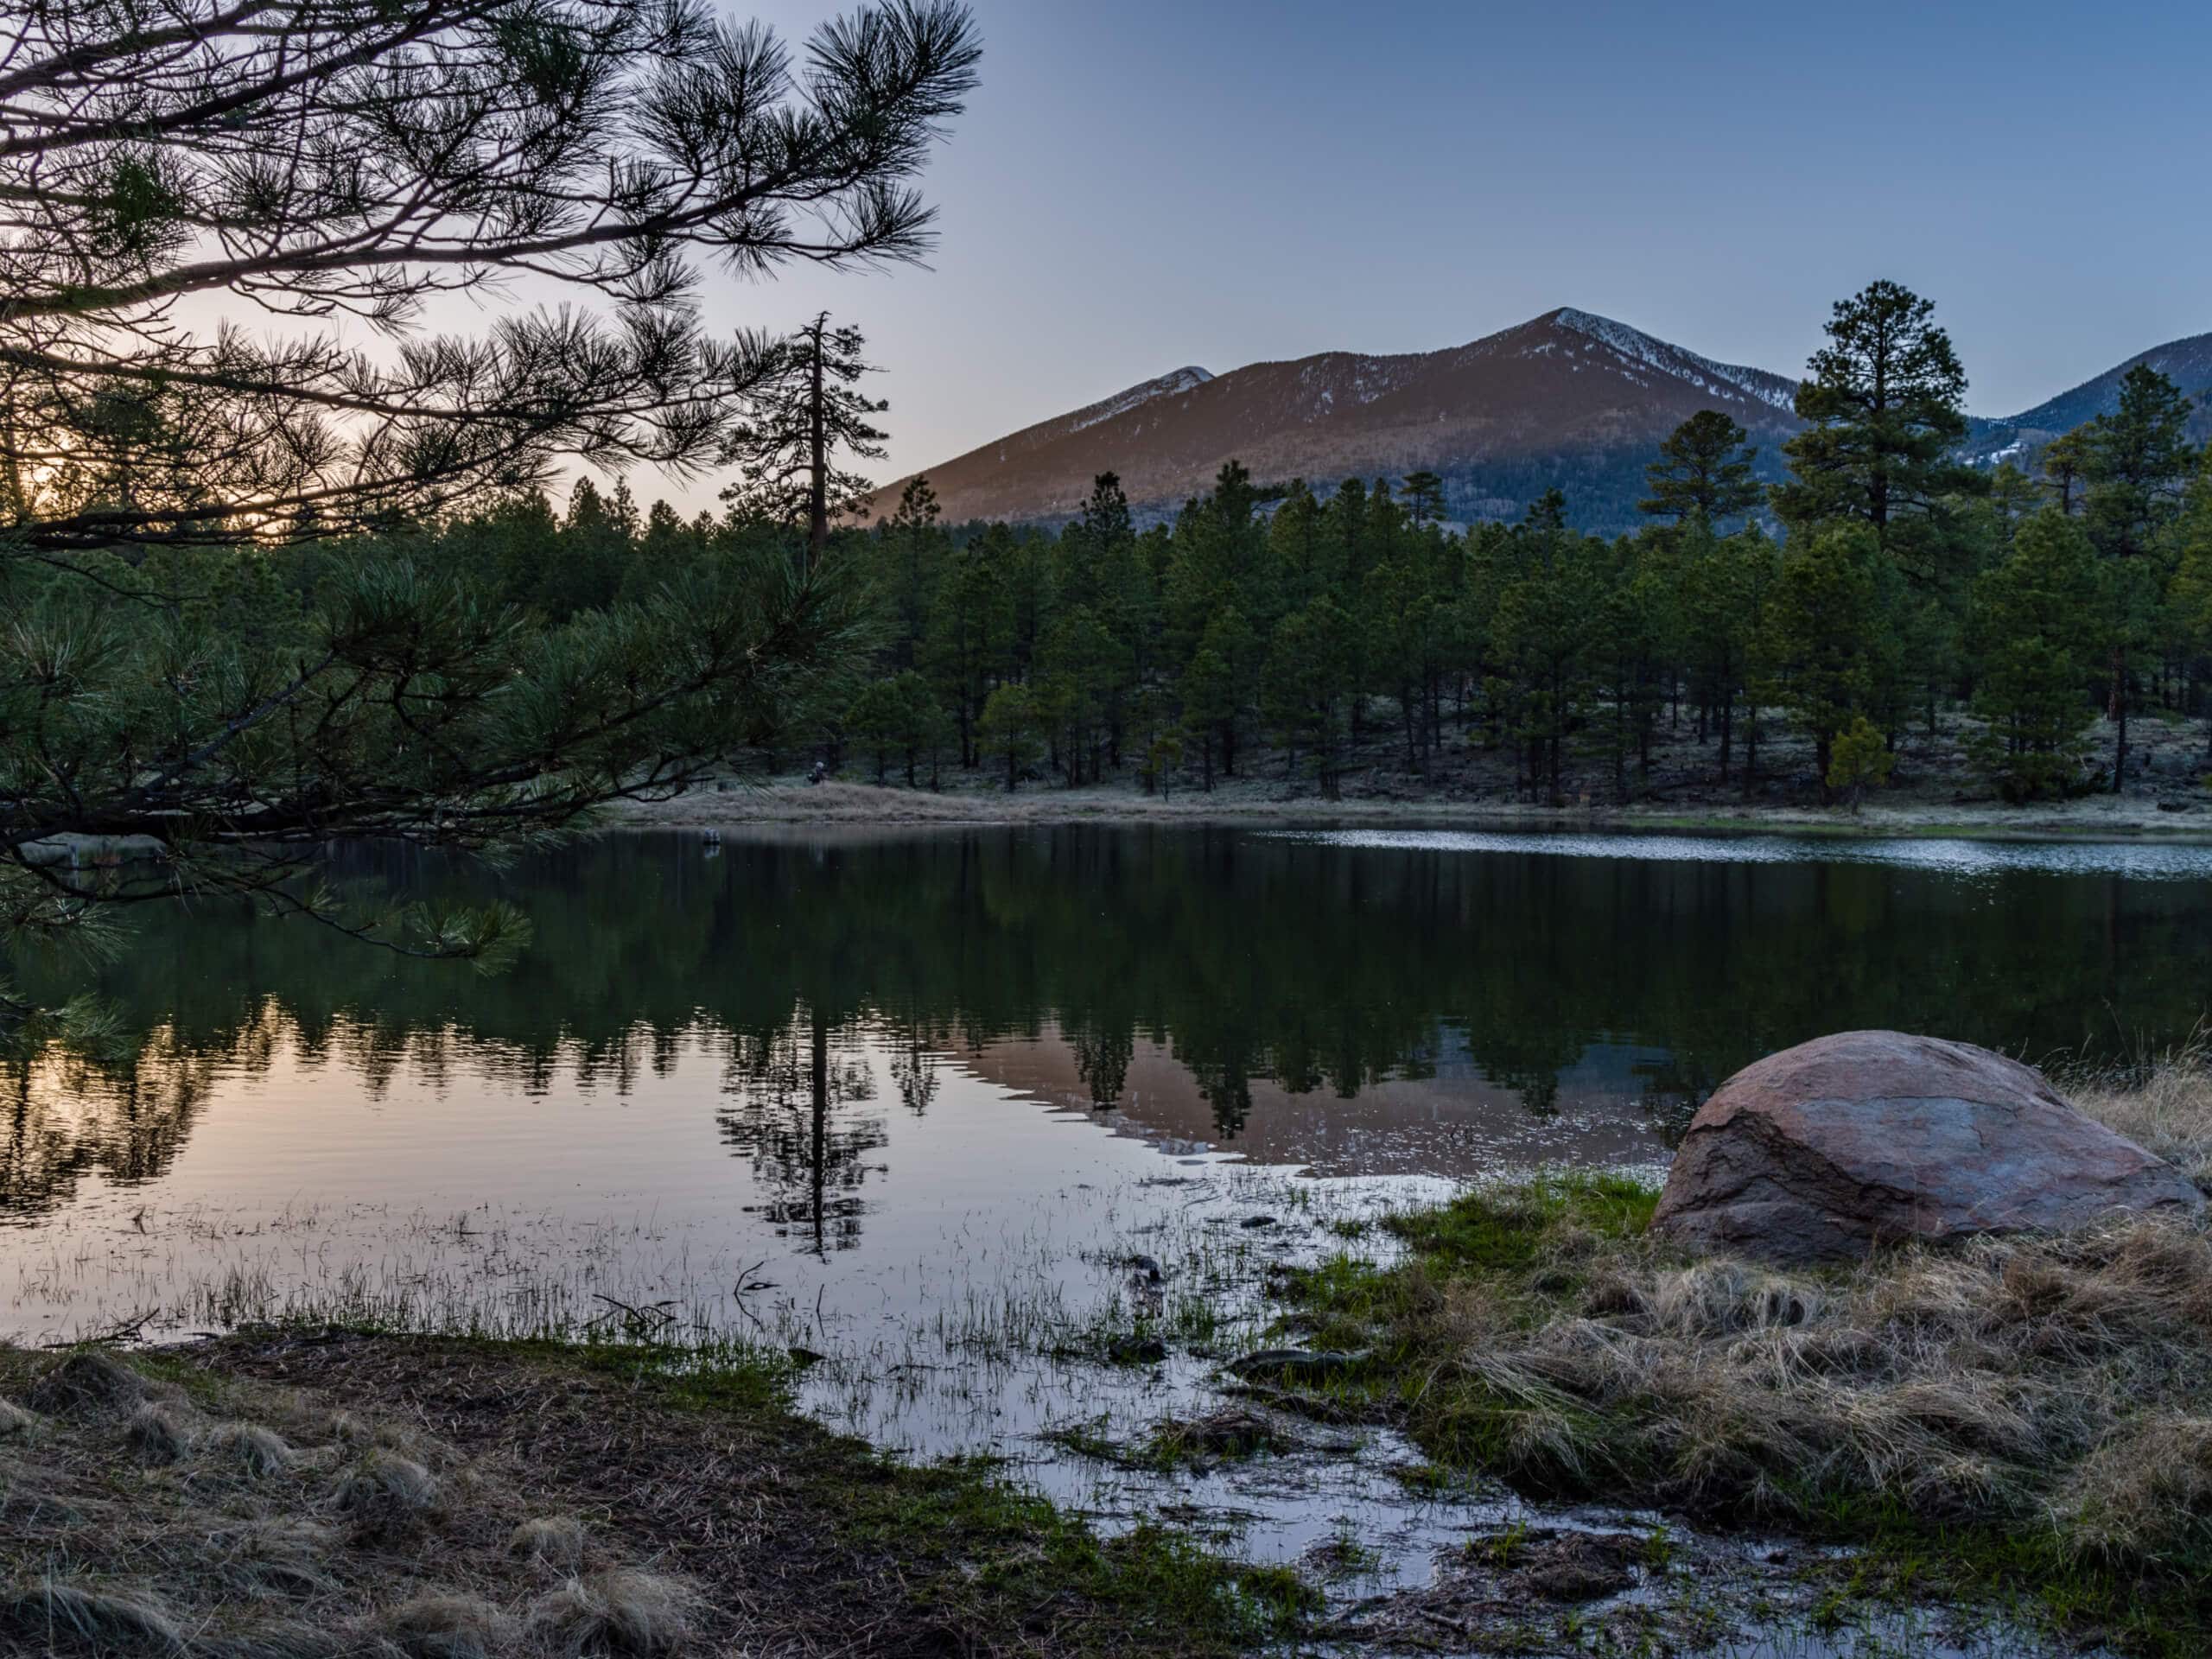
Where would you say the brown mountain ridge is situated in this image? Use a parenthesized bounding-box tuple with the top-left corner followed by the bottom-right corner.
(873, 308, 2212, 534)
(871, 308, 1808, 532)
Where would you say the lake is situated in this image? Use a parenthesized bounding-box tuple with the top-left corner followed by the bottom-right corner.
(5, 823, 2209, 1587)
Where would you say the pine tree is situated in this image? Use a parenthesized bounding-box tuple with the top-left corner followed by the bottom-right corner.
(884, 476, 947, 670)
(1967, 511, 2099, 799)
(1827, 716, 1895, 812)
(976, 684, 1046, 791)
(1758, 524, 1890, 789)
(2077, 365, 2196, 790)
(1772, 281, 1985, 582)
(719, 313, 891, 569)
(1401, 470, 1447, 526)
(2041, 429, 2091, 516)
(1640, 410, 1763, 524)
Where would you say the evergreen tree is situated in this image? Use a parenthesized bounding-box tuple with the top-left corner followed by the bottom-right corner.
(1261, 598, 1357, 797)
(2172, 453, 2212, 761)
(1401, 470, 1447, 526)
(976, 683, 1046, 791)
(2041, 429, 2091, 516)
(1772, 281, 1985, 582)
(1758, 524, 1891, 789)
(2077, 365, 2196, 790)
(719, 313, 891, 569)
(1967, 511, 2099, 799)
(884, 476, 947, 670)
(1827, 716, 1895, 812)
(1640, 410, 1763, 524)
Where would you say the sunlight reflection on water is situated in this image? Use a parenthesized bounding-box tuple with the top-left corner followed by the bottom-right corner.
(1271, 828, 2212, 880)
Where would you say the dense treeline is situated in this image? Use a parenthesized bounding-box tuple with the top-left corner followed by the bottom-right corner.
(136, 279, 2212, 811)
(360, 282, 2212, 806)
(833, 282, 2212, 804)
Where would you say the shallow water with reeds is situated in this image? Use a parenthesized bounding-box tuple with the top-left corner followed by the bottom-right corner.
(5, 824, 2206, 1646)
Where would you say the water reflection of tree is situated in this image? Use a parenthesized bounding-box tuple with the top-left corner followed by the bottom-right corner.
(0, 1024, 225, 1217)
(1069, 1021, 1132, 1109)
(715, 1011, 884, 1255)
(886, 1022, 944, 1116)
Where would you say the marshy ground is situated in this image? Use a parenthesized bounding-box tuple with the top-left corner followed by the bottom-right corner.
(6, 1014, 2206, 1655)
(1235, 1048, 2212, 1657)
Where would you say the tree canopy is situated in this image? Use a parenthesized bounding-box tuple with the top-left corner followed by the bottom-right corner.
(2, 0, 978, 980)
(0, 0, 979, 553)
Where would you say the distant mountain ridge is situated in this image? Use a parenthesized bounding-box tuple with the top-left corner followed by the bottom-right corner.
(874, 311, 2212, 534)
(1967, 331, 2212, 467)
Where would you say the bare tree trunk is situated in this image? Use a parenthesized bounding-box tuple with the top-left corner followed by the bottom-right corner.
(807, 313, 829, 572)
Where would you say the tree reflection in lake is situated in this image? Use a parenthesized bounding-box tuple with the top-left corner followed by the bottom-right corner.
(4, 825, 2210, 1238)
(718, 1010, 885, 1255)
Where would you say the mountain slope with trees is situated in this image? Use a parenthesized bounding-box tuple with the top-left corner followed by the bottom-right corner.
(871, 308, 1806, 533)
(875, 312, 2212, 536)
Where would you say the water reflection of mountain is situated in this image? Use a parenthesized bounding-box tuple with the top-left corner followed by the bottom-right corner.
(958, 1027, 1680, 1177)
(5, 826, 2207, 1227)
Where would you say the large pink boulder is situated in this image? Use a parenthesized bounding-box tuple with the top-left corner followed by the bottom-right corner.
(1649, 1031, 2204, 1262)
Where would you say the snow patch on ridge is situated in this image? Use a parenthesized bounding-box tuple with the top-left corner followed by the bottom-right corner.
(1065, 366, 1214, 433)
(1551, 308, 1800, 414)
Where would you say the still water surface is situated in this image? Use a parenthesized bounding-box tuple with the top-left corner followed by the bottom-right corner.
(3, 824, 2208, 1603)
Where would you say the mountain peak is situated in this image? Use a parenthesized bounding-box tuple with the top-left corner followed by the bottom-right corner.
(874, 314, 1812, 531)
(1543, 307, 1799, 414)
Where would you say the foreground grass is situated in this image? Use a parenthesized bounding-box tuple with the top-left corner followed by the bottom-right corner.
(0, 1334, 1310, 1658)
(1270, 1061, 2212, 1656)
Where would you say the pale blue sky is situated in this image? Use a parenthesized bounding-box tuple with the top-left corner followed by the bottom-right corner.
(710, 0, 2210, 483)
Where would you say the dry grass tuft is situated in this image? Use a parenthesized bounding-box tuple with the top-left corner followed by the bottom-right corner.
(210, 1518, 341, 1601)
(2059, 1412, 2212, 1563)
(28, 1347, 147, 1414)
(0, 1578, 187, 1654)
(334, 1449, 441, 1535)
(126, 1402, 193, 1464)
(380, 1591, 510, 1659)
(526, 1570, 696, 1658)
(2063, 1033, 2212, 1192)
(0, 1397, 41, 1438)
(510, 1515, 589, 1573)
(202, 1420, 296, 1478)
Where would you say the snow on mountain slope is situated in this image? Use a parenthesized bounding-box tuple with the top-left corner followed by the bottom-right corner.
(1550, 308, 1801, 414)
(1065, 367, 1215, 434)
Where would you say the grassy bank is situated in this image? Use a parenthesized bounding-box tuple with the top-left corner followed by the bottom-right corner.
(1265, 1056, 2212, 1656)
(0, 1335, 1310, 1658)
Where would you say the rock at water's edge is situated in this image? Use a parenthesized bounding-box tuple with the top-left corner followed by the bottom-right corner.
(1649, 1030, 2204, 1262)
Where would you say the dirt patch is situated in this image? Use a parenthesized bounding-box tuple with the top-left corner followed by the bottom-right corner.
(0, 1335, 1308, 1658)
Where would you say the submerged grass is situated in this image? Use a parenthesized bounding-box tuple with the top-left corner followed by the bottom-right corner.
(1272, 1080, 2212, 1657)
(0, 1334, 1312, 1658)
